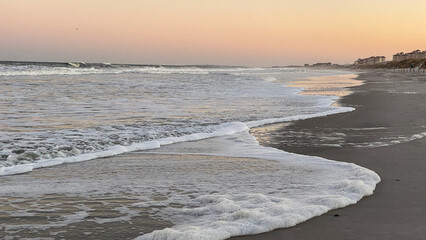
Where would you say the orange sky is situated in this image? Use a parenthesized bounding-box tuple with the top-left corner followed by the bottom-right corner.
(1, 0, 425, 66)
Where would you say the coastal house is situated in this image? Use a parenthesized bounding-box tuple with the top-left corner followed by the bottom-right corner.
(393, 50, 426, 62)
(353, 56, 386, 65)
(311, 62, 332, 67)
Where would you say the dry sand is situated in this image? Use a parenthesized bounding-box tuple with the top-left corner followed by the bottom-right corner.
(232, 71, 426, 240)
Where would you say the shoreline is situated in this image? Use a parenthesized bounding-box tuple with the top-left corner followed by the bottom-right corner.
(2, 70, 424, 239)
(232, 70, 426, 239)
(0, 71, 381, 240)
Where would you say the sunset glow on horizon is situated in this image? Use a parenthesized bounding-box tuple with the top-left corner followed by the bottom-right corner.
(1, 0, 425, 66)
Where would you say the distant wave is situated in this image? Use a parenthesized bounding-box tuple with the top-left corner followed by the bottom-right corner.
(0, 62, 259, 77)
(0, 65, 209, 76)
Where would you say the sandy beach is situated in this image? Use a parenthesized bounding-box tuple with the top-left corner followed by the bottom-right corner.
(1, 70, 424, 239)
(233, 70, 426, 239)
(2, 1, 426, 239)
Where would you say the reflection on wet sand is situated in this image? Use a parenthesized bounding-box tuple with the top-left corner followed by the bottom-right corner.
(289, 74, 362, 97)
(0, 194, 171, 239)
(251, 74, 363, 145)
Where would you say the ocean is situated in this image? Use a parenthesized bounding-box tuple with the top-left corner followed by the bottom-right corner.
(0, 63, 380, 239)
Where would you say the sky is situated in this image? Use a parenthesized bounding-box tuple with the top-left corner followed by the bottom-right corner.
(0, 0, 425, 66)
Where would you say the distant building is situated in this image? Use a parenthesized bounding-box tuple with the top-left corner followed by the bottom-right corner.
(393, 52, 404, 61)
(304, 64, 310, 67)
(353, 56, 386, 65)
(393, 50, 426, 61)
(312, 62, 332, 67)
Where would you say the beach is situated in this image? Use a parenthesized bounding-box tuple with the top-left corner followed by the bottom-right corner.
(2, 0, 426, 239)
(0, 67, 423, 239)
(233, 70, 426, 239)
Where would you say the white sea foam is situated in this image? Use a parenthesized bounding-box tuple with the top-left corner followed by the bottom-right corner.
(0, 122, 248, 176)
(0, 64, 271, 77)
(351, 131, 426, 148)
(4, 210, 89, 231)
(0, 96, 355, 176)
(0, 131, 380, 239)
(262, 76, 277, 82)
(132, 131, 379, 240)
(94, 206, 139, 224)
(0, 65, 213, 76)
(0, 101, 354, 176)
(246, 104, 354, 128)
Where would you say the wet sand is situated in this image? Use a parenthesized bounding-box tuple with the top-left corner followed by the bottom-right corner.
(0, 153, 289, 239)
(233, 71, 426, 240)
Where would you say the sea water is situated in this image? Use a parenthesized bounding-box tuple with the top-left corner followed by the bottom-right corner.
(0, 63, 380, 239)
